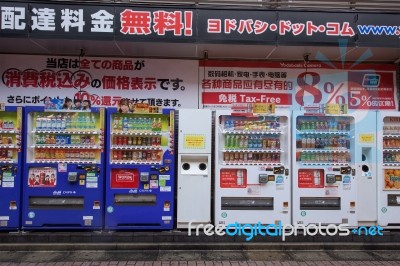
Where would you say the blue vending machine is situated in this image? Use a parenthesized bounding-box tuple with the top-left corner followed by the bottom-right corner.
(105, 106, 175, 230)
(0, 106, 23, 230)
(22, 105, 105, 229)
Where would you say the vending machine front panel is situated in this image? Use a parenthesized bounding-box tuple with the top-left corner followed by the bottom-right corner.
(0, 106, 23, 230)
(22, 106, 105, 229)
(214, 109, 291, 227)
(105, 108, 175, 230)
(378, 112, 400, 228)
(292, 112, 357, 226)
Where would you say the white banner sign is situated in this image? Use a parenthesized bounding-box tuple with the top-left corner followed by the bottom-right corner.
(0, 55, 199, 109)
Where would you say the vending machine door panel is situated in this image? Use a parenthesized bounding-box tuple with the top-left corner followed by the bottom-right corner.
(22, 106, 105, 229)
(214, 109, 291, 227)
(105, 108, 175, 230)
(377, 111, 400, 228)
(292, 112, 357, 226)
(0, 106, 23, 230)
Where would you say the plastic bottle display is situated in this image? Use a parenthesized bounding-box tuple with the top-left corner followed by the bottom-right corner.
(35, 113, 97, 131)
(383, 126, 400, 135)
(111, 114, 167, 163)
(296, 118, 351, 164)
(34, 134, 96, 145)
(223, 151, 280, 164)
(32, 112, 102, 163)
(112, 116, 162, 132)
(0, 119, 15, 130)
(112, 136, 161, 147)
(298, 120, 349, 132)
(224, 135, 280, 150)
(222, 117, 283, 165)
(224, 119, 280, 131)
(34, 149, 96, 160)
(112, 150, 162, 162)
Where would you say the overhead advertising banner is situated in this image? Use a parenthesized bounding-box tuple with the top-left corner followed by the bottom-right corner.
(0, 55, 199, 109)
(114, 6, 195, 42)
(199, 60, 397, 111)
(277, 11, 357, 45)
(357, 13, 400, 47)
(2, 1, 400, 47)
(197, 9, 277, 44)
(27, 3, 115, 40)
(0, 2, 196, 42)
(0, 2, 28, 36)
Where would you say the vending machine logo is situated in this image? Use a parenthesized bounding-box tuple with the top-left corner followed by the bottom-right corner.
(111, 169, 139, 189)
(362, 74, 380, 87)
(116, 174, 134, 182)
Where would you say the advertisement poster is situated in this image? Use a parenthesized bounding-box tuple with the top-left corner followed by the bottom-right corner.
(199, 60, 397, 111)
(384, 169, 400, 190)
(28, 167, 57, 187)
(0, 55, 199, 109)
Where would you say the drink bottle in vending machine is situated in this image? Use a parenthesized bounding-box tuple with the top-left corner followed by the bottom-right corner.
(22, 106, 105, 229)
(214, 108, 291, 226)
(105, 106, 175, 230)
(0, 106, 23, 230)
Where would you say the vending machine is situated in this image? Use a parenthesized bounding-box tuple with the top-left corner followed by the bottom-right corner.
(22, 106, 105, 229)
(214, 106, 291, 226)
(105, 106, 175, 230)
(377, 111, 400, 228)
(0, 105, 23, 230)
(292, 107, 376, 227)
(177, 109, 212, 228)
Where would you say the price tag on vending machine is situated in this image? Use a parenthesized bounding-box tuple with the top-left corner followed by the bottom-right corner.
(253, 103, 275, 114)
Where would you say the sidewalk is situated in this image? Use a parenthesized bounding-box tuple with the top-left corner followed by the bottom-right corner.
(1, 261, 400, 266)
(0, 250, 400, 265)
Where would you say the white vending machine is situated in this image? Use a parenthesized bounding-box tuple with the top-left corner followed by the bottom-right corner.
(214, 108, 291, 226)
(292, 109, 377, 227)
(177, 109, 212, 228)
(377, 111, 400, 228)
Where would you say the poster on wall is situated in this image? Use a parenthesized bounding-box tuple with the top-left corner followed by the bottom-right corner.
(0, 55, 199, 109)
(198, 60, 398, 111)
